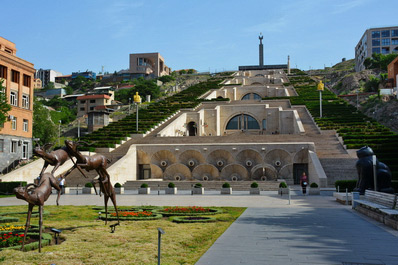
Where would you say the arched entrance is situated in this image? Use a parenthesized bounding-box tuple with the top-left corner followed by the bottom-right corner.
(187, 121, 197, 136)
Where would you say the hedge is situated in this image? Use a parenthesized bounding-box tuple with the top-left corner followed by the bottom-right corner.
(0, 182, 27, 195)
(334, 180, 357, 192)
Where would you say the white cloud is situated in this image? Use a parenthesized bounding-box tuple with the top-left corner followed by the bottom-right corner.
(332, 0, 368, 14)
(245, 17, 288, 33)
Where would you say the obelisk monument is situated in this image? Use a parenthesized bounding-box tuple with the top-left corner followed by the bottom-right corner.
(259, 33, 264, 67)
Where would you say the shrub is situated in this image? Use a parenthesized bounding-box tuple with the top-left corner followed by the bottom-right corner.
(222, 182, 230, 188)
(279, 182, 287, 188)
(114, 183, 122, 188)
(250, 182, 259, 188)
(168, 182, 175, 188)
(194, 183, 202, 188)
(84, 182, 93, 188)
(0, 182, 27, 195)
(334, 180, 357, 192)
(310, 182, 319, 188)
(140, 183, 149, 188)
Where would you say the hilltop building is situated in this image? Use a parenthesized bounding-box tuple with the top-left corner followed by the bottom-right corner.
(0, 36, 35, 173)
(129, 53, 171, 78)
(355, 26, 398, 72)
(35, 68, 63, 88)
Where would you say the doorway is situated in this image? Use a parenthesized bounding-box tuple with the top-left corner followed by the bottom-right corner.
(293, 163, 308, 185)
(187, 121, 197, 136)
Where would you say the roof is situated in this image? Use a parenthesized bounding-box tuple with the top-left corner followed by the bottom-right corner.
(77, 94, 111, 100)
(93, 86, 113, 90)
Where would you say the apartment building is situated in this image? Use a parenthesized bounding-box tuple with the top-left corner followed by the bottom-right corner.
(355, 26, 398, 72)
(76, 86, 115, 117)
(129, 53, 171, 78)
(35, 68, 63, 88)
(0, 36, 35, 173)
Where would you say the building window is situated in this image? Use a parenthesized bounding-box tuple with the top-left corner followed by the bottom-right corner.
(392, 39, 398, 45)
(10, 91, 18, 106)
(372, 47, 380, 54)
(0, 139, 4, 152)
(22, 94, 29, 109)
(11, 70, 20, 83)
(262, 119, 267, 130)
(23, 74, 31, 87)
(392, 30, 398, 37)
(23, 119, 28, 132)
(372, 39, 380, 46)
(393, 47, 398, 54)
(11, 116, 17, 130)
(226, 114, 260, 130)
(10, 140, 17, 153)
(80, 107, 85, 111)
(90, 107, 95, 110)
(372, 31, 380, 38)
(80, 100, 86, 103)
(381, 30, 390, 38)
(382, 47, 390, 54)
(242, 93, 262, 100)
(381, 38, 390, 46)
(0, 65, 7, 79)
(90, 99, 95, 103)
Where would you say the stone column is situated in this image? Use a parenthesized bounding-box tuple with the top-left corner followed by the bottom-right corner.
(259, 33, 264, 67)
(287, 55, 291, 75)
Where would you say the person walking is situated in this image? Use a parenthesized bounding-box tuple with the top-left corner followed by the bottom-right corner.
(300, 172, 308, 195)
(59, 176, 65, 194)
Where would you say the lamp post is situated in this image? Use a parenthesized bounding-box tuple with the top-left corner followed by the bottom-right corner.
(317, 80, 324, 118)
(133, 92, 141, 132)
(58, 120, 62, 146)
(128, 97, 131, 114)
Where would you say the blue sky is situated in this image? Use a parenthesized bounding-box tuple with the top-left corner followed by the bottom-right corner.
(2, 0, 398, 75)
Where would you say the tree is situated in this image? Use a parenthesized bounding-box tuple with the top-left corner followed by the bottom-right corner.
(33, 98, 57, 146)
(115, 78, 161, 104)
(43, 81, 55, 90)
(158, 75, 175, 83)
(364, 53, 398, 70)
(0, 79, 11, 127)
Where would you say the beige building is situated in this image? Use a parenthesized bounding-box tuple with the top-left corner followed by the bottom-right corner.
(0, 36, 35, 173)
(129, 53, 171, 78)
(76, 86, 115, 117)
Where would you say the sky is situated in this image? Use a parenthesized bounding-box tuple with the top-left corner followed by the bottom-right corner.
(2, 0, 398, 75)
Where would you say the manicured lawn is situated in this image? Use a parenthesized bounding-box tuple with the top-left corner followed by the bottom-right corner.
(0, 205, 245, 264)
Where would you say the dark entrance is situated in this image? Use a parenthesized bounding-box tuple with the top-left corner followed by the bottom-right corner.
(187, 121, 197, 136)
(293, 163, 308, 185)
(138, 164, 151, 179)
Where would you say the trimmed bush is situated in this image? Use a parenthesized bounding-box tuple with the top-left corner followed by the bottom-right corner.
(310, 182, 319, 188)
(279, 182, 287, 188)
(168, 182, 175, 188)
(194, 183, 202, 188)
(222, 182, 230, 188)
(84, 182, 93, 188)
(251, 182, 259, 188)
(0, 181, 27, 195)
(334, 180, 357, 192)
(114, 183, 122, 188)
(140, 183, 149, 188)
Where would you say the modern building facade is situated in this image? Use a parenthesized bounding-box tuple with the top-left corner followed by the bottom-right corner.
(0, 36, 35, 173)
(76, 86, 115, 117)
(355, 26, 398, 72)
(35, 68, 63, 88)
(129, 53, 171, 78)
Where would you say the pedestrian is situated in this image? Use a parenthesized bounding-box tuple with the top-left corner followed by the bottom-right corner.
(300, 172, 308, 195)
(59, 176, 65, 194)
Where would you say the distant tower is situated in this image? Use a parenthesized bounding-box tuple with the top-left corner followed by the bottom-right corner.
(287, 55, 291, 75)
(259, 33, 264, 67)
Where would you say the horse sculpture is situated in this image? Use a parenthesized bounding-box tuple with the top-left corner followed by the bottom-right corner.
(64, 140, 119, 226)
(14, 173, 61, 252)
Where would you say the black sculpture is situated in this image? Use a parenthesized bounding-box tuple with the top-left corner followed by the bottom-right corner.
(354, 146, 394, 195)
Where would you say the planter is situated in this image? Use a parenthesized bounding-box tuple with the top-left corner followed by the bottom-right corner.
(115, 187, 124, 194)
(165, 187, 177, 195)
(250, 188, 260, 195)
(309, 188, 320, 195)
(138, 187, 150, 194)
(278, 188, 289, 195)
(221, 188, 232, 195)
(83, 187, 95, 194)
(192, 187, 204, 195)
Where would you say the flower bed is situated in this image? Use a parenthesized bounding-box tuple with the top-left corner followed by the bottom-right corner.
(160, 206, 221, 216)
(0, 224, 25, 232)
(171, 216, 216, 223)
(99, 210, 162, 221)
(1, 232, 52, 251)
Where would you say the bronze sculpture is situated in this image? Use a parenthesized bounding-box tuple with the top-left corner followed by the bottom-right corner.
(13, 173, 61, 252)
(64, 140, 119, 225)
(33, 143, 70, 177)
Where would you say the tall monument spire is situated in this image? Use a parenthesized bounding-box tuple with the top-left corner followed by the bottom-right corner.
(287, 55, 291, 75)
(259, 33, 264, 67)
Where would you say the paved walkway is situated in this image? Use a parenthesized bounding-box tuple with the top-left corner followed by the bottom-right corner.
(1, 192, 398, 264)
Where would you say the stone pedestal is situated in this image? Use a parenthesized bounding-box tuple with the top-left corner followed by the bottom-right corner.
(165, 187, 177, 195)
(250, 188, 260, 195)
(221, 188, 232, 194)
(192, 187, 204, 195)
(139, 187, 150, 194)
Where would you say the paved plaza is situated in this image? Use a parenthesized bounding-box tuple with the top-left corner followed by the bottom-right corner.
(1, 192, 398, 264)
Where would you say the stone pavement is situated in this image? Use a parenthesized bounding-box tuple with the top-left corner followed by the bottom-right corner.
(1, 192, 398, 264)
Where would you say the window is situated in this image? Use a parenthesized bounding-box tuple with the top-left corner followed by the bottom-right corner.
(392, 39, 398, 45)
(23, 74, 31, 87)
(90, 107, 95, 110)
(382, 47, 390, 54)
(90, 99, 95, 103)
(11, 116, 17, 130)
(22, 95, 29, 109)
(393, 47, 398, 54)
(11, 70, 20, 83)
(22, 142, 28, 159)
(242, 93, 262, 100)
(381, 38, 390, 46)
(10, 140, 17, 153)
(80, 100, 86, 103)
(372, 39, 380, 46)
(0, 65, 7, 79)
(392, 30, 398, 37)
(80, 107, 85, 111)
(0, 139, 4, 152)
(381, 30, 390, 38)
(372, 31, 380, 38)
(23, 119, 28, 132)
(226, 114, 260, 130)
(372, 47, 380, 54)
(10, 91, 17, 106)
(262, 119, 267, 130)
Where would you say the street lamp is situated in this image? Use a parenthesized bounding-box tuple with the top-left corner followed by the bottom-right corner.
(317, 80, 324, 118)
(133, 92, 141, 132)
(58, 120, 62, 146)
(128, 98, 131, 114)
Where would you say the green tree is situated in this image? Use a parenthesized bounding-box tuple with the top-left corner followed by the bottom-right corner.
(69, 76, 95, 92)
(0, 79, 11, 127)
(33, 98, 57, 146)
(364, 53, 398, 70)
(43, 81, 55, 90)
(158, 75, 175, 83)
(364, 76, 380, 92)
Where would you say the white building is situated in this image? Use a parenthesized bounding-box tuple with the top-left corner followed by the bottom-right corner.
(35, 68, 63, 88)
